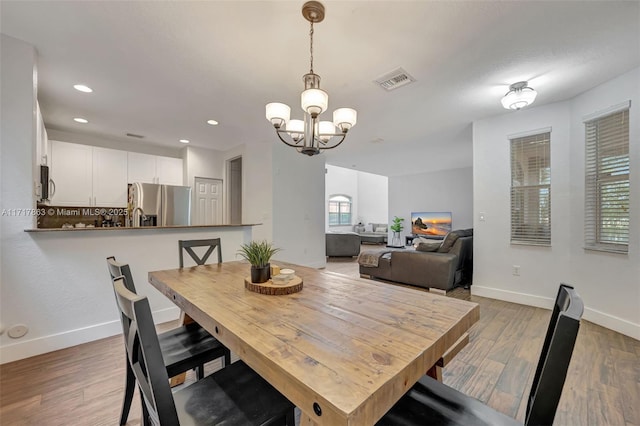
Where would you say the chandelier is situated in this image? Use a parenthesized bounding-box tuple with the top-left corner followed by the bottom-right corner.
(265, 1, 357, 156)
(501, 81, 537, 110)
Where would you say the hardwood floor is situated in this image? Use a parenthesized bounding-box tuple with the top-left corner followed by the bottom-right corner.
(1, 250, 638, 425)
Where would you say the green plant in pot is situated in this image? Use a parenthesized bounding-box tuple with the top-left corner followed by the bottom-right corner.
(237, 240, 281, 283)
(390, 216, 404, 247)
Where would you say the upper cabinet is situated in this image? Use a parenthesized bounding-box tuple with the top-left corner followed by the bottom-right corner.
(128, 152, 183, 185)
(50, 141, 127, 207)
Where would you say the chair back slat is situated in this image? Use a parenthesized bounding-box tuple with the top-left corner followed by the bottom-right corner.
(526, 283, 584, 426)
(112, 277, 181, 425)
(106, 256, 137, 293)
(179, 238, 222, 267)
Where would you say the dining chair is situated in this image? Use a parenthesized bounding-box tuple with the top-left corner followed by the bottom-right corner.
(112, 276, 296, 426)
(106, 256, 231, 426)
(179, 238, 222, 267)
(376, 283, 584, 426)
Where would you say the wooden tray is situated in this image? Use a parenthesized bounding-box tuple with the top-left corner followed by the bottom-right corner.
(244, 275, 303, 295)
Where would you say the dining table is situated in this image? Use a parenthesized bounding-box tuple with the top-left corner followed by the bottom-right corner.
(148, 261, 479, 426)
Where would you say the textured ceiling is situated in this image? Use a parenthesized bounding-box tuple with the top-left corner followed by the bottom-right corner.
(2, 1, 639, 176)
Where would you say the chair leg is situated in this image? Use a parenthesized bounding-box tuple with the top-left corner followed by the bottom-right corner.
(196, 364, 204, 380)
(224, 348, 232, 367)
(141, 391, 151, 426)
(120, 361, 136, 425)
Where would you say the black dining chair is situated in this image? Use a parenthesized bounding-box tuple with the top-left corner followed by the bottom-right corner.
(111, 276, 296, 426)
(376, 283, 584, 426)
(179, 238, 222, 267)
(106, 256, 231, 426)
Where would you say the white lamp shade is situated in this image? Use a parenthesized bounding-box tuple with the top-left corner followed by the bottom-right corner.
(317, 121, 336, 142)
(286, 119, 304, 141)
(501, 87, 537, 110)
(265, 102, 291, 125)
(301, 89, 328, 116)
(333, 108, 357, 131)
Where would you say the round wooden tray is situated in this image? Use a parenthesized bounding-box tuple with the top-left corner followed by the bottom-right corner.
(244, 275, 303, 295)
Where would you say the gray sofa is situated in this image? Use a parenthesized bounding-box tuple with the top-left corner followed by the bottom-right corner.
(326, 232, 361, 257)
(359, 229, 473, 291)
(353, 223, 388, 244)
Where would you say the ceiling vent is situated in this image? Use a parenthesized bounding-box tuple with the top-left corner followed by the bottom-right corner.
(126, 133, 144, 139)
(374, 67, 415, 91)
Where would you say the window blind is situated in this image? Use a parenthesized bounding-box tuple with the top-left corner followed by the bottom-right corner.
(510, 132, 551, 245)
(584, 109, 629, 253)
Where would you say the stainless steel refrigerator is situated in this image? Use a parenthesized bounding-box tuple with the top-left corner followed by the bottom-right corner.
(130, 182, 191, 227)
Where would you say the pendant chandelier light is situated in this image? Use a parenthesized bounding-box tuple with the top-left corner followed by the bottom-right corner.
(265, 1, 357, 156)
(501, 81, 537, 110)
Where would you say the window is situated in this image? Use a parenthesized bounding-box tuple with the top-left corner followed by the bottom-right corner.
(584, 107, 630, 253)
(510, 131, 551, 245)
(328, 195, 352, 226)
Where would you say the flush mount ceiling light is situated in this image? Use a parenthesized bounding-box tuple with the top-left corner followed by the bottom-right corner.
(73, 117, 88, 123)
(501, 81, 537, 110)
(265, 1, 357, 156)
(206, 119, 219, 126)
(73, 84, 93, 93)
(179, 139, 190, 144)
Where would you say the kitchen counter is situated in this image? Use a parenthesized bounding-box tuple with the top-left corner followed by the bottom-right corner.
(26, 224, 260, 232)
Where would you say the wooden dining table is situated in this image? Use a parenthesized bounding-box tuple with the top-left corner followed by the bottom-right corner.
(148, 261, 479, 426)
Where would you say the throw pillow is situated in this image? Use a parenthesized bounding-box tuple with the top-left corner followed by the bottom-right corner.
(364, 224, 373, 233)
(415, 241, 441, 252)
(375, 226, 387, 233)
(437, 232, 460, 253)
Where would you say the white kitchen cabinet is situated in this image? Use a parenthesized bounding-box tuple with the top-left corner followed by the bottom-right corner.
(156, 156, 184, 185)
(93, 147, 128, 207)
(50, 141, 93, 206)
(50, 141, 127, 207)
(128, 152, 183, 185)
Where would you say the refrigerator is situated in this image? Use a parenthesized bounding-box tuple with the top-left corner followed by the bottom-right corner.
(130, 182, 192, 227)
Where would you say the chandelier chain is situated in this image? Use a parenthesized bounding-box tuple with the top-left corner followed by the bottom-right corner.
(309, 20, 314, 73)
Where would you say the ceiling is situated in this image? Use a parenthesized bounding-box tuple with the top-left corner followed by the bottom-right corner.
(2, 1, 639, 177)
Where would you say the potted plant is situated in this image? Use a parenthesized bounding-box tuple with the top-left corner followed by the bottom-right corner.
(390, 216, 404, 247)
(237, 240, 281, 283)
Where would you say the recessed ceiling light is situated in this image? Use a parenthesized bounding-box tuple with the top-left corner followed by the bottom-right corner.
(73, 117, 89, 123)
(207, 119, 219, 126)
(73, 84, 93, 93)
(179, 139, 190, 144)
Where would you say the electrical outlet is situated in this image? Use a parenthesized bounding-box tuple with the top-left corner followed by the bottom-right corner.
(512, 265, 520, 276)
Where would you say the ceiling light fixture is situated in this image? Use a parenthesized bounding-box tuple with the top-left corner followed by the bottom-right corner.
(73, 117, 88, 123)
(179, 139, 190, 144)
(73, 84, 93, 93)
(265, 1, 357, 156)
(501, 81, 537, 110)
(207, 120, 219, 126)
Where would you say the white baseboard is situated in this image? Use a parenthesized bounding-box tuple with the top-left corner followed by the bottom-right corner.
(472, 285, 640, 340)
(0, 307, 180, 365)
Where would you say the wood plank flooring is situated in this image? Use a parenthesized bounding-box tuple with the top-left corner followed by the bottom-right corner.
(1, 250, 638, 425)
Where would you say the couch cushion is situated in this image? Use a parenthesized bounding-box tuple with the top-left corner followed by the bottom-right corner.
(437, 232, 460, 253)
(416, 241, 441, 252)
(374, 225, 387, 233)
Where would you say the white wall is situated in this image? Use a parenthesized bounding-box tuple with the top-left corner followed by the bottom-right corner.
(473, 67, 639, 339)
(272, 143, 326, 268)
(358, 170, 388, 225)
(325, 165, 388, 232)
(389, 167, 474, 241)
(325, 165, 359, 232)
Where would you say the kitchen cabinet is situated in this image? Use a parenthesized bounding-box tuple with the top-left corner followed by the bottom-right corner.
(50, 141, 127, 207)
(128, 152, 183, 185)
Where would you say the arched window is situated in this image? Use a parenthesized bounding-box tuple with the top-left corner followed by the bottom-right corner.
(328, 195, 352, 226)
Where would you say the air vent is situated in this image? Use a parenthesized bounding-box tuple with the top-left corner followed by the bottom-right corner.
(374, 67, 416, 91)
(126, 133, 144, 139)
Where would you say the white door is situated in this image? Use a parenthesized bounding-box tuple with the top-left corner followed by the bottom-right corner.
(194, 177, 223, 225)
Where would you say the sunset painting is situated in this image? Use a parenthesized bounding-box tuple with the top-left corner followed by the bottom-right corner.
(411, 212, 452, 236)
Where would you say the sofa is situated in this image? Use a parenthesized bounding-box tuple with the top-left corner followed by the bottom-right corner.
(359, 229, 473, 291)
(326, 232, 361, 257)
(353, 223, 388, 244)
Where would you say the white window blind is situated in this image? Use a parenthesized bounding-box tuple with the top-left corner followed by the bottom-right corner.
(510, 132, 551, 245)
(584, 109, 629, 253)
